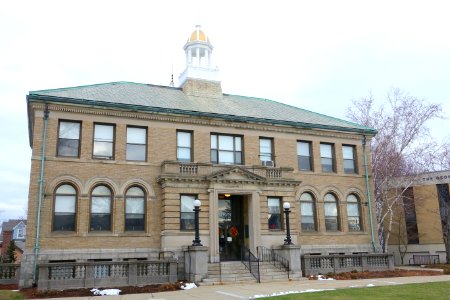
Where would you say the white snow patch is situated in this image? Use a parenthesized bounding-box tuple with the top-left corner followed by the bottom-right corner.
(90, 288, 121, 296)
(250, 288, 335, 298)
(317, 274, 335, 280)
(181, 282, 197, 290)
(366, 284, 375, 287)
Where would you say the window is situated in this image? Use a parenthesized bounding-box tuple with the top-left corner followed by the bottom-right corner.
(347, 194, 362, 231)
(300, 193, 316, 231)
(343, 145, 356, 174)
(324, 193, 339, 231)
(320, 143, 335, 172)
(57, 121, 81, 157)
(180, 195, 196, 230)
(268, 197, 282, 230)
(17, 228, 24, 239)
(297, 141, 312, 171)
(211, 134, 243, 164)
(260, 138, 274, 166)
(90, 185, 112, 231)
(126, 127, 147, 161)
(93, 124, 115, 159)
(53, 184, 77, 231)
(177, 131, 192, 162)
(125, 187, 145, 231)
(402, 187, 419, 244)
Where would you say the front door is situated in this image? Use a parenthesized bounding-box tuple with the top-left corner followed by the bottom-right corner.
(218, 195, 244, 261)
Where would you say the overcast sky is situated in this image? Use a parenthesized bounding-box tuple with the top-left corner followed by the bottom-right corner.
(1, 0, 449, 222)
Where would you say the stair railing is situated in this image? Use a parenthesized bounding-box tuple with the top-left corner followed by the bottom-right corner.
(257, 246, 290, 279)
(241, 246, 260, 283)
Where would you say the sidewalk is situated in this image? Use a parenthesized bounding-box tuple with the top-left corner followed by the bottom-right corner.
(46, 274, 450, 300)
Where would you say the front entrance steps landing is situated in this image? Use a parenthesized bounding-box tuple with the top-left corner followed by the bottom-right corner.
(199, 261, 304, 286)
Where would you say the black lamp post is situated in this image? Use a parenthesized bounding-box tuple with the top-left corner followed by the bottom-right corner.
(283, 202, 293, 245)
(192, 199, 203, 246)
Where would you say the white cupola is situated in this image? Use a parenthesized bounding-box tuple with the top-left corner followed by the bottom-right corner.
(178, 25, 221, 90)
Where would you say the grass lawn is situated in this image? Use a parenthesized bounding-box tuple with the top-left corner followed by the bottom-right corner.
(266, 281, 450, 299)
(0, 291, 22, 300)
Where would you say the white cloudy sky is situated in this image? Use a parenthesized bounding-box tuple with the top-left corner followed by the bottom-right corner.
(0, 0, 449, 221)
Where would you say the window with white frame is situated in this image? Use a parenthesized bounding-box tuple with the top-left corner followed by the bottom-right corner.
(180, 195, 196, 231)
(300, 192, 316, 231)
(126, 126, 147, 161)
(260, 138, 274, 165)
(320, 143, 335, 172)
(53, 184, 77, 231)
(57, 121, 81, 157)
(342, 145, 356, 174)
(93, 124, 115, 159)
(211, 134, 243, 164)
(177, 131, 192, 162)
(297, 141, 312, 171)
(268, 197, 282, 230)
(125, 187, 145, 231)
(90, 185, 112, 231)
(324, 193, 339, 231)
(347, 194, 362, 231)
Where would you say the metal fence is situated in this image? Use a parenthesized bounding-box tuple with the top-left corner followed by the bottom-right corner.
(38, 260, 178, 290)
(0, 263, 20, 284)
(302, 253, 394, 276)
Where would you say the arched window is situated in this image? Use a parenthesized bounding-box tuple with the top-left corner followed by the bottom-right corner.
(90, 185, 112, 231)
(324, 193, 339, 231)
(300, 193, 316, 231)
(347, 194, 362, 231)
(125, 187, 145, 231)
(53, 184, 77, 231)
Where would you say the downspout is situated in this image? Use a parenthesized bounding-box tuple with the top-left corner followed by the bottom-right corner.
(33, 105, 49, 286)
(363, 135, 377, 252)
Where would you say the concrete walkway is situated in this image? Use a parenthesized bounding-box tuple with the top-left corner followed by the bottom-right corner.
(45, 274, 450, 300)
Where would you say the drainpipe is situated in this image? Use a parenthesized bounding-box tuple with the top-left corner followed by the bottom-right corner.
(363, 135, 377, 252)
(33, 105, 49, 286)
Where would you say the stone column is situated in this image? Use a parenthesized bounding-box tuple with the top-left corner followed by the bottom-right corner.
(184, 246, 208, 283)
(278, 245, 303, 277)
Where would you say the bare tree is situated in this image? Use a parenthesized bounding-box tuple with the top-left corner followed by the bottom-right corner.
(347, 88, 442, 252)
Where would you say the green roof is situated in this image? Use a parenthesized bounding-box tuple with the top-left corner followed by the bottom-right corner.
(28, 81, 375, 134)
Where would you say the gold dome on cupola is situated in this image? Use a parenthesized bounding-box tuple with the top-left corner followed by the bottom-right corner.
(187, 25, 211, 45)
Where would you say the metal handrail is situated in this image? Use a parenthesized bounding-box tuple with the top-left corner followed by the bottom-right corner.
(257, 246, 290, 279)
(241, 246, 260, 283)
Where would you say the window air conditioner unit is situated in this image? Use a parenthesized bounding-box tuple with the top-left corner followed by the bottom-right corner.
(262, 160, 274, 167)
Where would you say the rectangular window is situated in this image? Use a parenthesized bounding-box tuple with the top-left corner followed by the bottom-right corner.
(268, 197, 282, 230)
(342, 145, 356, 174)
(180, 194, 196, 231)
(211, 134, 243, 165)
(93, 124, 115, 159)
(177, 130, 193, 162)
(57, 120, 81, 157)
(402, 187, 419, 244)
(126, 126, 147, 161)
(297, 141, 312, 171)
(320, 143, 335, 172)
(260, 138, 274, 166)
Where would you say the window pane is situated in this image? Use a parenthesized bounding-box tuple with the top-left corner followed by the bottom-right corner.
(211, 134, 217, 149)
(54, 214, 76, 231)
(260, 139, 271, 153)
(125, 215, 144, 231)
(235, 151, 242, 164)
(321, 158, 333, 172)
(55, 195, 76, 213)
(56, 184, 76, 195)
(320, 144, 332, 158)
(126, 198, 144, 214)
(301, 201, 313, 216)
(219, 151, 234, 163)
(92, 186, 111, 196)
(126, 144, 146, 161)
(211, 149, 218, 163)
(297, 142, 310, 156)
(181, 212, 195, 230)
(94, 125, 114, 141)
(58, 139, 79, 157)
(92, 197, 111, 213)
(126, 187, 145, 197)
(59, 122, 80, 139)
(344, 160, 355, 173)
(348, 216, 361, 231)
(299, 156, 311, 171)
(301, 216, 315, 231)
(347, 203, 359, 216)
(342, 146, 354, 159)
(325, 217, 338, 231)
(268, 198, 281, 230)
(268, 198, 280, 212)
(261, 154, 272, 162)
(177, 148, 191, 161)
(93, 141, 113, 157)
(127, 127, 146, 144)
(181, 195, 195, 212)
(324, 202, 338, 216)
(300, 192, 313, 201)
(218, 135, 233, 150)
(324, 193, 337, 202)
(177, 131, 191, 147)
(90, 214, 111, 231)
(235, 137, 242, 151)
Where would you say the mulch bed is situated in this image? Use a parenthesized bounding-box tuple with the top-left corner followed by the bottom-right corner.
(309, 269, 444, 280)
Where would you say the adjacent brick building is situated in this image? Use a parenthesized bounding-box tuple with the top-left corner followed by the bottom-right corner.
(22, 26, 379, 286)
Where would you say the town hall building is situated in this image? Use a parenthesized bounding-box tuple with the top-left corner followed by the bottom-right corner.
(21, 26, 385, 288)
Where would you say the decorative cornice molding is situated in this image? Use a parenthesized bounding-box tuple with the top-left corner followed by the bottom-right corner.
(29, 102, 368, 140)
